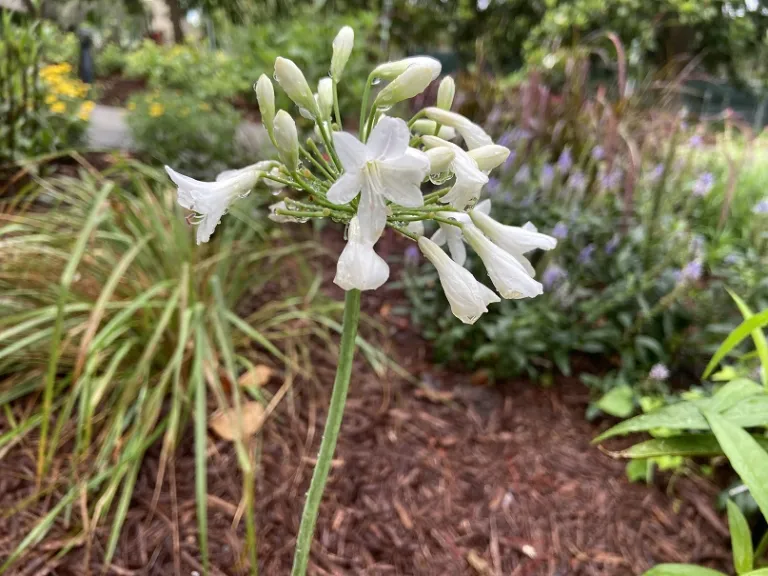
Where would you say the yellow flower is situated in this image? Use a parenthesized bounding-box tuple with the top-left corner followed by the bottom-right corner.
(45, 94, 58, 105)
(128, 102, 137, 111)
(50, 101, 66, 114)
(78, 100, 95, 120)
(199, 102, 211, 111)
(149, 102, 165, 117)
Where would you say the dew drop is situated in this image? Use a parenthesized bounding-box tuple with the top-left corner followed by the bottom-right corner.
(429, 171, 452, 185)
(371, 77, 381, 86)
(377, 105, 392, 112)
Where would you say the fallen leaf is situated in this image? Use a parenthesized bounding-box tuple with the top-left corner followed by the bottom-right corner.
(209, 401, 265, 441)
(466, 550, 493, 575)
(238, 365, 273, 388)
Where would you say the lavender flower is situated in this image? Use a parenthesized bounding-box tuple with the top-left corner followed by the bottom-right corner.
(679, 259, 703, 282)
(566, 170, 587, 193)
(724, 253, 740, 265)
(753, 199, 768, 214)
(557, 147, 573, 174)
(605, 234, 620, 255)
(498, 128, 531, 147)
(503, 149, 517, 171)
(539, 163, 555, 189)
(578, 243, 596, 264)
(692, 172, 714, 197)
(649, 363, 670, 381)
(591, 145, 605, 161)
(647, 163, 664, 184)
(599, 168, 622, 191)
(552, 222, 568, 239)
(689, 134, 703, 148)
(486, 177, 500, 194)
(514, 164, 531, 185)
(404, 244, 420, 266)
(542, 264, 567, 290)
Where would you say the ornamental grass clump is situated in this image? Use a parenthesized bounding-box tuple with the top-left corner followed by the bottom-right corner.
(165, 25, 557, 575)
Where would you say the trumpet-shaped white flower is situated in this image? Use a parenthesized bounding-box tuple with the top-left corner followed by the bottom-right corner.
(373, 57, 441, 81)
(422, 135, 488, 210)
(418, 236, 499, 324)
(374, 64, 437, 107)
(274, 57, 320, 117)
(327, 116, 429, 242)
(334, 217, 389, 291)
(423, 107, 493, 150)
(431, 199, 490, 266)
(468, 145, 511, 171)
(274, 110, 299, 171)
(463, 227, 543, 299)
(411, 119, 457, 140)
(215, 161, 276, 183)
(437, 76, 455, 110)
(167, 165, 263, 244)
(331, 26, 354, 80)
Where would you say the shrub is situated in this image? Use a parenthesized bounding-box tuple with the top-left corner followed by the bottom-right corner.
(96, 41, 127, 77)
(126, 89, 245, 179)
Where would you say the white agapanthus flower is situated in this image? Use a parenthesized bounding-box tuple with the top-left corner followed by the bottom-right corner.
(463, 226, 544, 299)
(431, 199, 491, 266)
(422, 135, 489, 210)
(411, 119, 457, 141)
(167, 163, 270, 244)
(334, 217, 389, 291)
(418, 236, 500, 324)
(327, 116, 430, 242)
(470, 210, 557, 276)
(373, 56, 442, 81)
(423, 107, 494, 150)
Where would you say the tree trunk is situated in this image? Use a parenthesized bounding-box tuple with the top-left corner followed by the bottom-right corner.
(166, 0, 185, 44)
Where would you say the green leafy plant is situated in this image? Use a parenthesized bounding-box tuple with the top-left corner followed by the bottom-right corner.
(126, 89, 245, 179)
(596, 295, 768, 574)
(0, 157, 348, 572)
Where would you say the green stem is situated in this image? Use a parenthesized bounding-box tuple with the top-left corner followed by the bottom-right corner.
(359, 73, 374, 140)
(291, 289, 361, 576)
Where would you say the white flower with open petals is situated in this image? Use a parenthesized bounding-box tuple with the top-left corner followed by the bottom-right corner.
(167, 165, 263, 245)
(418, 236, 499, 324)
(422, 135, 488, 210)
(470, 210, 557, 276)
(423, 107, 493, 150)
(431, 199, 491, 266)
(327, 116, 429, 242)
(334, 217, 389, 291)
(463, 227, 543, 299)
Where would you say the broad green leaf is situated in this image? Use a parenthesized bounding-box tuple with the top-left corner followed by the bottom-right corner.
(594, 402, 705, 442)
(597, 385, 635, 418)
(703, 309, 768, 380)
(743, 570, 768, 575)
(626, 458, 649, 483)
(721, 397, 768, 428)
(727, 499, 753, 574)
(703, 410, 768, 520)
(619, 434, 768, 459)
(643, 564, 727, 575)
(711, 379, 764, 412)
(728, 290, 768, 388)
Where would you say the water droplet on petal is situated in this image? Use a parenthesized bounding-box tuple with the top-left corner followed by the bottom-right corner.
(429, 172, 453, 185)
(371, 77, 381, 86)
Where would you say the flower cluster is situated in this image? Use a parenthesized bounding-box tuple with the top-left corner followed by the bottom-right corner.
(165, 26, 557, 324)
(40, 63, 94, 121)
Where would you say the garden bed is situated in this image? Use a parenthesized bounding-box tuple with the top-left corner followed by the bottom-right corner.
(0, 314, 731, 575)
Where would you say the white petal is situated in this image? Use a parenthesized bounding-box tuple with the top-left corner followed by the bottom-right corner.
(406, 221, 425, 236)
(474, 199, 492, 215)
(512, 252, 536, 277)
(522, 221, 537, 232)
(378, 149, 429, 207)
(431, 227, 447, 245)
(464, 227, 543, 299)
(446, 228, 467, 266)
(334, 220, 390, 291)
(470, 211, 557, 254)
(332, 131, 368, 170)
(327, 172, 362, 205)
(357, 186, 389, 243)
(468, 145, 511, 171)
(367, 117, 411, 160)
(423, 107, 493, 150)
(418, 236, 499, 324)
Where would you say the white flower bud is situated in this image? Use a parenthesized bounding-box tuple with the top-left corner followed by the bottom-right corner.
(334, 217, 389, 291)
(255, 74, 275, 135)
(418, 236, 499, 324)
(426, 147, 454, 173)
(317, 77, 334, 120)
(273, 110, 299, 172)
(331, 26, 354, 80)
(274, 57, 320, 117)
(468, 145, 511, 171)
(463, 226, 544, 299)
(411, 119, 457, 140)
(374, 64, 435, 107)
(269, 200, 302, 223)
(373, 57, 441, 81)
(423, 107, 493, 149)
(437, 76, 455, 110)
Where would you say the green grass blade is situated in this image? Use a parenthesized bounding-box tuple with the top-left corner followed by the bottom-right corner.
(642, 566, 726, 576)
(728, 290, 768, 389)
(703, 309, 768, 380)
(727, 499, 753, 574)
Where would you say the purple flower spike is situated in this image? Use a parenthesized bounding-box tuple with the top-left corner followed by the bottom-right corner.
(578, 243, 596, 264)
(514, 164, 531, 185)
(692, 172, 715, 197)
(404, 244, 420, 266)
(605, 234, 620, 254)
(542, 264, 567, 290)
(539, 163, 555, 189)
(557, 147, 573, 173)
(754, 199, 768, 214)
(552, 222, 569, 239)
(591, 146, 605, 161)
